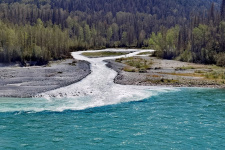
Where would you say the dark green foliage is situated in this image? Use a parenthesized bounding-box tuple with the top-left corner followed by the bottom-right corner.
(0, 20, 72, 64)
(148, 0, 225, 67)
(0, 0, 223, 65)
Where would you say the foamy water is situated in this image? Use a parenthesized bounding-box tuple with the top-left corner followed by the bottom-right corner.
(0, 49, 177, 112)
(32, 49, 176, 111)
(1, 50, 224, 150)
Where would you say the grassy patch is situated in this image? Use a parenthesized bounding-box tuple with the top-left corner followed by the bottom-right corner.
(116, 57, 153, 73)
(175, 66, 196, 71)
(205, 71, 225, 79)
(82, 51, 129, 58)
(157, 72, 204, 77)
(194, 70, 205, 74)
(145, 78, 179, 84)
(123, 66, 136, 72)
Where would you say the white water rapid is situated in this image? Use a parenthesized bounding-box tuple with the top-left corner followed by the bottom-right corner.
(33, 49, 175, 111)
(0, 49, 178, 112)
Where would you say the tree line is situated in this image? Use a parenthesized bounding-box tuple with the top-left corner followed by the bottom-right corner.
(0, 19, 73, 64)
(150, 0, 225, 67)
(0, 0, 221, 65)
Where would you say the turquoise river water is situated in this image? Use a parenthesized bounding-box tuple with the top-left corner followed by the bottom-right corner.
(0, 88, 225, 149)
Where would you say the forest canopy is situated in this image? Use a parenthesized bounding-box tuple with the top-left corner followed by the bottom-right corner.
(0, 0, 223, 65)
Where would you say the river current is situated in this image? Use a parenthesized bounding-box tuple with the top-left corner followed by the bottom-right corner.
(0, 49, 225, 149)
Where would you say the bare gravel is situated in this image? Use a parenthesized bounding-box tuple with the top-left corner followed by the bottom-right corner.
(105, 57, 225, 88)
(0, 59, 90, 97)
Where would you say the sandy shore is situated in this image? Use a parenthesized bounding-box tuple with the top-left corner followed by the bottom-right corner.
(0, 59, 90, 97)
(105, 57, 225, 88)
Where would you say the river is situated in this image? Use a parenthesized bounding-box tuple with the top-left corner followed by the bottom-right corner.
(0, 49, 225, 149)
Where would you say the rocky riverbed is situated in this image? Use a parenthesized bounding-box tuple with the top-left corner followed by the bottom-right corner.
(0, 59, 91, 97)
(105, 57, 225, 88)
(1, 49, 224, 98)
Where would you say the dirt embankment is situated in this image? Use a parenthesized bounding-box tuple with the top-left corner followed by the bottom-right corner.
(0, 59, 91, 98)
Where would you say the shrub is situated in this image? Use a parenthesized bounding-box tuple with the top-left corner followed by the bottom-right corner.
(216, 53, 225, 67)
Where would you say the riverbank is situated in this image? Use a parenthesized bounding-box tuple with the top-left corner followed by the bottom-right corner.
(105, 56, 225, 88)
(1, 49, 224, 98)
(0, 59, 91, 97)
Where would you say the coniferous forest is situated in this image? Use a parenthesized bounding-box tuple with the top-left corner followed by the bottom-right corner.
(0, 0, 224, 66)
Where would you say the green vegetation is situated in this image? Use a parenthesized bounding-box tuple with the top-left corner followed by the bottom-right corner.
(149, 0, 225, 67)
(116, 57, 152, 73)
(145, 78, 179, 84)
(0, 0, 222, 65)
(175, 66, 196, 71)
(81, 51, 128, 58)
(205, 71, 225, 79)
(123, 66, 136, 72)
(0, 19, 72, 65)
(158, 72, 204, 78)
(194, 70, 206, 74)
